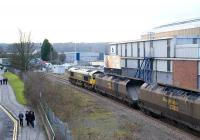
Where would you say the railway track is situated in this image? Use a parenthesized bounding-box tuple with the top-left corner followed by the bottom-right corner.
(44, 72, 200, 140)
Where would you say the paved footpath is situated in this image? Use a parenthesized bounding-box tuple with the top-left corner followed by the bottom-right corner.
(0, 75, 47, 140)
(0, 107, 14, 140)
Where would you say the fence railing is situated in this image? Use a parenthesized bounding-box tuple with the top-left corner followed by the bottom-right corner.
(38, 94, 72, 140)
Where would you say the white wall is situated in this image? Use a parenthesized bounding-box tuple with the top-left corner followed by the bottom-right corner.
(127, 59, 137, 68)
(153, 40, 167, 57)
(118, 44, 121, 56)
(157, 60, 167, 72)
(122, 44, 126, 57)
(139, 42, 144, 57)
(145, 41, 151, 57)
(132, 43, 138, 57)
(175, 44, 199, 58)
(127, 43, 132, 57)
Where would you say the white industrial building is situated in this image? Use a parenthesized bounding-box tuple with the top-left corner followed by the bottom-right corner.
(105, 18, 200, 90)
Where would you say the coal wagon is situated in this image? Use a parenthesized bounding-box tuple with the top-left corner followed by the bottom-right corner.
(139, 83, 200, 131)
(95, 73, 144, 106)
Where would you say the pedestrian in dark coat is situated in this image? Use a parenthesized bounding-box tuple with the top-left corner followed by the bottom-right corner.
(5, 78, 8, 85)
(0, 79, 2, 85)
(18, 112, 24, 127)
(30, 111, 35, 128)
(25, 111, 30, 126)
(2, 78, 5, 85)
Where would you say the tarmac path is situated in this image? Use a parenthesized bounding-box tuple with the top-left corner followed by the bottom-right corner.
(0, 107, 14, 140)
(0, 75, 47, 140)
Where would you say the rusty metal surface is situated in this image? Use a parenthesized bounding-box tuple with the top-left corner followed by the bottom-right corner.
(95, 73, 144, 101)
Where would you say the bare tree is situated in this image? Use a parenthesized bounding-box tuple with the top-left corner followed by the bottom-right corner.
(10, 30, 36, 71)
(58, 53, 66, 64)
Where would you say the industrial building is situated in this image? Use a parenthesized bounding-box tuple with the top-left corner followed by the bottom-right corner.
(105, 18, 200, 90)
(64, 52, 104, 64)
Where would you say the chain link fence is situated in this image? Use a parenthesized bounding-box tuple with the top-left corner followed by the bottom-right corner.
(39, 94, 72, 140)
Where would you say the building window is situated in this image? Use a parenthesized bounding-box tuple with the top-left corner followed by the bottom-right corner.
(116, 44, 118, 55)
(193, 38, 197, 44)
(137, 42, 140, 57)
(167, 60, 171, 72)
(138, 59, 140, 69)
(125, 59, 127, 68)
(167, 39, 170, 58)
(125, 44, 127, 57)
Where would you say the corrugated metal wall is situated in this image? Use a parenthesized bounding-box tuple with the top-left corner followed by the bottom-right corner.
(145, 41, 151, 57)
(132, 43, 138, 57)
(127, 59, 137, 68)
(122, 44, 126, 57)
(176, 38, 193, 45)
(170, 38, 175, 57)
(118, 44, 121, 56)
(141, 27, 200, 40)
(175, 44, 199, 58)
(139, 42, 144, 57)
(157, 60, 167, 72)
(154, 71, 173, 84)
(127, 43, 132, 57)
(153, 40, 167, 57)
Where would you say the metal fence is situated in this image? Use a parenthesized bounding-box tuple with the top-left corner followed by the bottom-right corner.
(39, 95, 72, 140)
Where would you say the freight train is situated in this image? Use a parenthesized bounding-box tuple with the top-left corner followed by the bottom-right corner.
(68, 67, 200, 132)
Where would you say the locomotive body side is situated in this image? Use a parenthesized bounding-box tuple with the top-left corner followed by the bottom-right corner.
(68, 67, 101, 89)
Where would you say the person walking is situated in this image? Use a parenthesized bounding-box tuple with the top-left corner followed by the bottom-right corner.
(25, 111, 30, 126)
(5, 78, 8, 85)
(18, 112, 24, 127)
(30, 111, 35, 128)
(2, 78, 5, 85)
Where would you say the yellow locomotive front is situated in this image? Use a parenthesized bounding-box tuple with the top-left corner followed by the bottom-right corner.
(68, 67, 101, 89)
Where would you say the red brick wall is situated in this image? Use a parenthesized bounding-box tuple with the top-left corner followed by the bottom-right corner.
(173, 60, 198, 89)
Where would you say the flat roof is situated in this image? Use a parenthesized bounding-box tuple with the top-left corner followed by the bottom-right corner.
(109, 36, 173, 45)
(110, 36, 200, 45)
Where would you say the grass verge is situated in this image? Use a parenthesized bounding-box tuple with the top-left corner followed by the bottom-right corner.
(3, 72, 27, 105)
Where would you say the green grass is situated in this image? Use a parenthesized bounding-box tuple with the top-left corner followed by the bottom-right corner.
(3, 72, 27, 105)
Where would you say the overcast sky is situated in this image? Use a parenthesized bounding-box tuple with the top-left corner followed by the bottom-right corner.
(0, 0, 199, 43)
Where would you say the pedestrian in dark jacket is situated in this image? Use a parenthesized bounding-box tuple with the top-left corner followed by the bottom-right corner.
(5, 78, 8, 85)
(30, 111, 35, 128)
(25, 111, 30, 126)
(2, 78, 5, 85)
(18, 112, 24, 127)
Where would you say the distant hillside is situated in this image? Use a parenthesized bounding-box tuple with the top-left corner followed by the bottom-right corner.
(0, 43, 10, 52)
(52, 43, 109, 54)
(0, 42, 110, 54)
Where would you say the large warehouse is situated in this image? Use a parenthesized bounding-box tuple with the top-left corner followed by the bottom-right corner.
(105, 18, 200, 90)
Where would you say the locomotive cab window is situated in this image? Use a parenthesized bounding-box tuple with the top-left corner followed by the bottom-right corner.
(84, 76, 89, 81)
(70, 72, 74, 76)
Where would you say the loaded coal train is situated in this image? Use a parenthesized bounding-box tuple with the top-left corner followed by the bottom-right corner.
(68, 67, 200, 132)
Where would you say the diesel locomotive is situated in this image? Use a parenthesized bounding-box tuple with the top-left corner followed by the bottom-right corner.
(68, 67, 200, 132)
